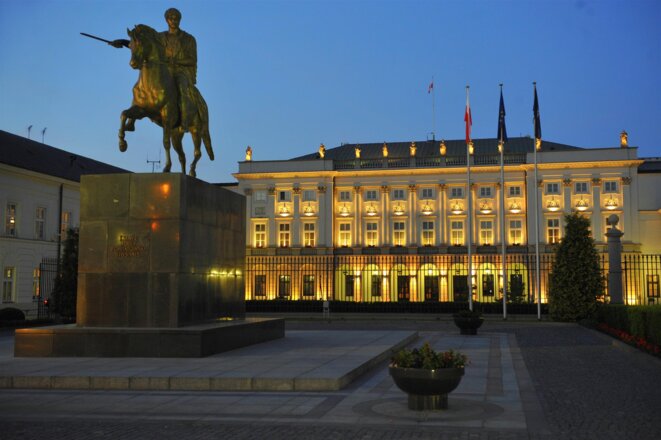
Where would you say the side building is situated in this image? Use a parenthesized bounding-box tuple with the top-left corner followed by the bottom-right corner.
(0, 130, 127, 316)
(234, 137, 661, 305)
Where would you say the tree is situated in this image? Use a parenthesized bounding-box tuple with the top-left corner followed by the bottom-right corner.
(549, 213, 604, 321)
(51, 228, 79, 320)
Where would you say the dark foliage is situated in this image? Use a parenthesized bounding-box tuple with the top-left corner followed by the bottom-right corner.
(549, 213, 603, 321)
(51, 228, 79, 319)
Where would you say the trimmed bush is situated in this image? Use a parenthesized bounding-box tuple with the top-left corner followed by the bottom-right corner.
(0, 307, 26, 321)
(549, 213, 604, 321)
(598, 304, 661, 346)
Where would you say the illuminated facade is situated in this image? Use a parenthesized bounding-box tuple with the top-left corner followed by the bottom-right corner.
(235, 137, 661, 305)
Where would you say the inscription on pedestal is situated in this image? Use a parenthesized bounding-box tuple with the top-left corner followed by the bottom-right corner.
(112, 234, 149, 258)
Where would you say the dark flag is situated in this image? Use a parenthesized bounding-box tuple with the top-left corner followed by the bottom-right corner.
(498, 88, 508, 144)
(533, 84, 542, 141)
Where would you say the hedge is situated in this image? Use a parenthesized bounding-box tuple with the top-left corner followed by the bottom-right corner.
(597, 304, 661, 346)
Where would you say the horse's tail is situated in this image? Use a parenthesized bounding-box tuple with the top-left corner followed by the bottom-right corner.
(193, 87, 214, 161)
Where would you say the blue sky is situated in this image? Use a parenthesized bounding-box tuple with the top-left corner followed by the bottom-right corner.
(1, 0, 659, 183)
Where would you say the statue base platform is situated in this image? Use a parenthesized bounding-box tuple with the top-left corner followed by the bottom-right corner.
(14, 318, 284, 358)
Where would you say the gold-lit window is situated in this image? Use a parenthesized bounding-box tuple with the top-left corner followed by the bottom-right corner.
(339, 223, 351, 247)
(365, 222, 378, 246)
(3, 267, 15, 303)
(509, 220, 522, 245)
(278, 223, 290, 248)
(5, 203, 17, 236)
(547, 218, 561, 244)
(254, 224, 266, 248)
(393, 222, 406, 246)
(479, 220, 493, 245)
(60, 211, 71, 239)
(451, 221, 464, 246)
(422, 221, 434, 246)
(303, 223, 315, 247)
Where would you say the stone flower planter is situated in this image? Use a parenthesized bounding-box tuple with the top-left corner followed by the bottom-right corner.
(453, 311, 484, 335)
(389, 365, 465, 410)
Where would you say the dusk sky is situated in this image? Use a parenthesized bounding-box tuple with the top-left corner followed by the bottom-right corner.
(1, 0, 659, 183)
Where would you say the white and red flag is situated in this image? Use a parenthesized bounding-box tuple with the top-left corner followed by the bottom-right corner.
(464, 87, 472, 144)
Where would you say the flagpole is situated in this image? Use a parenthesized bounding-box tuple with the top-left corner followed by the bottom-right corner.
(499, 84, 507, 320)
(466, 85, 473, 312)
(431, 77, 436, 140)
(533, 82, 542, 320)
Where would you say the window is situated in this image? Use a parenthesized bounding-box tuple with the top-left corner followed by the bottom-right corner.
(339, 223, 351, 247)
(278, 191, 291, 202)
(479, 187, 492, 198)
(60, 211, 71, 238)
(509, 220, 522, 245)
(278, 275, 291, 298)
(278, 223, 290, 247)
(393, 221, 406, 246)
(451, 221, 464, 246)
(366, 222, 378, 246)
(392, 189, 405, 200)
(480, 220, 493, 245)
(365, 190, 378, 201)
(303, 275, 315, 297)
(371, 274, 382, 297)
(339, 191, 351, 202)
(648, 275, 659, 299)
(254, 224, 266, 248)
(546, 183, 560, 195)
(303, 223, 315, 247)
(254, 190, 267, 202)
(35, 207, 46, 240)
(302, 190, 316, 202)
(604, 181, 619, 193)
(547, 218, 561, 244)
(254, 274, 266, 297)
(421, 188, 434, 199)
(33, 268, 40, 301)
(508, 186, 521, 197)
(345, 275, 355, 297)
(574, 182, 589, 194)
(5, 203, 17, 236)
(450, 187, 464, 199)
(422, 221, 434, 246)
(3, 267, 15, 303)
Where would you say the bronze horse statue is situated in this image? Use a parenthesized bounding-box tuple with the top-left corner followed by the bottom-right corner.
(119, 24, 214, 177)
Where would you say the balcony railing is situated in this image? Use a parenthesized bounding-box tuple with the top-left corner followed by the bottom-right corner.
(332, 154, 527, 171)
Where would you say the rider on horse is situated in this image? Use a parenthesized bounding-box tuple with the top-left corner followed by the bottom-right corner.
(111, 8, 197, 131)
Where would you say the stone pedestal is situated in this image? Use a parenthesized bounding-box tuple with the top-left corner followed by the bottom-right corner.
(76, 173, 246, 327)
(15, 173, 284, 357)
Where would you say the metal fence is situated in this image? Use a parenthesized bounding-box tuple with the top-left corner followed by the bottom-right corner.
(245, 253, 661, 306)
(38, 257, 58, 318)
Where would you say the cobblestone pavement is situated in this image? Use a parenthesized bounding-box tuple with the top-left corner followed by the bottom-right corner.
(2, 318, 660, 439)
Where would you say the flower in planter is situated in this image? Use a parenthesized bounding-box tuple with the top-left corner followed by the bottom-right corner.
(391, 342, 468, 370)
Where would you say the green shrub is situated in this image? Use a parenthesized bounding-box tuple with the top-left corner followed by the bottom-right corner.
(0, 307, 26, 321)
(598, 304, 661, 346)
(549, 213, 604, 321)
(51, 228, 79, 319)
(391, 342, 468, 369)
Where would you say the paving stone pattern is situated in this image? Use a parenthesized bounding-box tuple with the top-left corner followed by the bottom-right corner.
(1, 318, 660, 439)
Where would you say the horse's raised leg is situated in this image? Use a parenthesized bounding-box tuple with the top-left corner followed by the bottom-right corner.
(162, 128, 172, 172)
(189, 129, 202, 178)
(119, 110, 129, 152)
(119, 106, 148, 152)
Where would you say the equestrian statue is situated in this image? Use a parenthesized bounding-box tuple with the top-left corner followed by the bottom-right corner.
(83, 8, 214, 177)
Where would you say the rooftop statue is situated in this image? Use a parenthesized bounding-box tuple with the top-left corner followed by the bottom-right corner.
(92, 8, 215, 177)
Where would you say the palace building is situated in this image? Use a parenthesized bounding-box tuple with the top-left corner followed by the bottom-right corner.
(234, 136, 661, 305)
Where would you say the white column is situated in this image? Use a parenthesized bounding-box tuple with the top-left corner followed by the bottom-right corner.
(437, 184, 445, 246)
(591, 178, 602, 242)
(267, 187, 276, 247)
(354, 186, 361, 247)
(563, 178, 572, 215)
(292, 187, 301, 247)
(244, 188, 253, 247)
(622, 177, 634, 242)
(318, 185, 328, 248)
(408, 184, 417, 245)
(381, 186, 390, 246)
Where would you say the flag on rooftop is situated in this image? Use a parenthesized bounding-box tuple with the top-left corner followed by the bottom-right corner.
(464, 87, 472, 144)
(498, 87, 508, 144)
(428, 80, 434, 94)
(533, 84, 542, 141)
